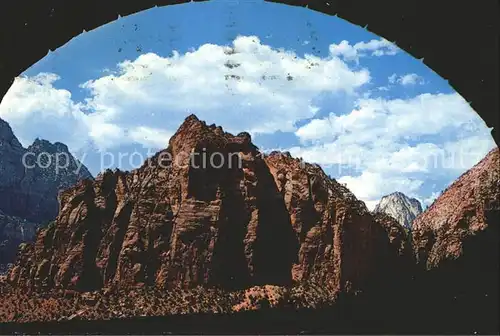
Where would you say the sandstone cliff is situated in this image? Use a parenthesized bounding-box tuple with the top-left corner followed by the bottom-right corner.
(7, 115, 405, 296)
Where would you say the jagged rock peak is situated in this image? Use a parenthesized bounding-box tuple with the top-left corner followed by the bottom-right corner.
(24, 139, 93, 182)
(28, 138, 70, 154)
(374, 192, 423, 230)
(185, 113, 199, 122)
(164, 113, 259, 159)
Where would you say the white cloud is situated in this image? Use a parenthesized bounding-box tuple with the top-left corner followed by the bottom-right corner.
(388, 73, 425, 86)
(363, 200, 380, 211)
(0, 73, 90, 150)
(1, 35, 371, 152)
(338, 171, 423, 201)
(128, 127, 173, 149)
(400, 74, 424, 86)
(423, 192, 440, 207)
(290, 92, 496, 206)
(0, 35, 494, 210)
(294, 117, 337, 144)
(370, 143, 444, 174)
(441, 134, 495, 171)
(388, 74, 398, 84)
(329, 38, 399, 63)
(296, 93, 488, 144)
(87, 121, 126, 151)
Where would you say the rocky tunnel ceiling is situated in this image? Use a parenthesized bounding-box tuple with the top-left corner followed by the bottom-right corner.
(0, 0, 498, 146)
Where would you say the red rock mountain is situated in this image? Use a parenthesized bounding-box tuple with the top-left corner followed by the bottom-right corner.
(7, 115, 406, 295)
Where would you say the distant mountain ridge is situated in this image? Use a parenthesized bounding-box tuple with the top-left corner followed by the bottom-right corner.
(374, 192, 423, 230)
(0, 117, 93, 268)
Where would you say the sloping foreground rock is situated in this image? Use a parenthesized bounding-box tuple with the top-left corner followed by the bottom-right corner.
(412, 147, 499, 268)
(7, 115, 406, 295)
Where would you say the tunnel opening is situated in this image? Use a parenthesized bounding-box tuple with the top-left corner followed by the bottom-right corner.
(0, 0, 498, 333)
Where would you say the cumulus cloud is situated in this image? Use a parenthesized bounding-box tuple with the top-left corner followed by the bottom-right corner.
(128, 127, 174, 149)
(0, 35, 370, 152)
(338, 171, 424, 202)
(290, 92, 496, 207)
(389, 73, 425, 86)
(0, 35, 494, 210)
(296, 93, 490, 145)
(0, 73, 90, 150)
(329, 38, 399, 63)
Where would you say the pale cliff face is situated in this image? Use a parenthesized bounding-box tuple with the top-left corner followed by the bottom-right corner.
(374, 192, 423, 230)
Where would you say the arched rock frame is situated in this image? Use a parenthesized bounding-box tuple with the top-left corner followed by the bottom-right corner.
(0, 0, 498, 146)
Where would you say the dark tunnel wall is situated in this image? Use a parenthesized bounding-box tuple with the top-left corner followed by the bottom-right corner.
(0, 0, 498, 146)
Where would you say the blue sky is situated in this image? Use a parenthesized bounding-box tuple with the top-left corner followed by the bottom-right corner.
(0, 0, 495, 209)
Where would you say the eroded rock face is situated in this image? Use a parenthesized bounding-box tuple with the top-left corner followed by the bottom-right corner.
(374, 192, 423, 230)
(264, 153, 398, 294)
(7, 115, 401, 295)
(412, 147, 499, 269)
